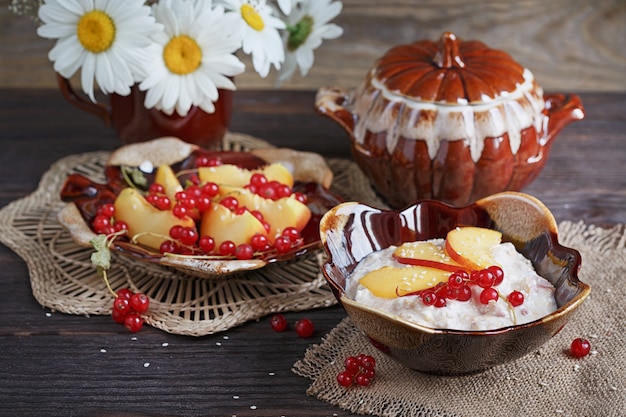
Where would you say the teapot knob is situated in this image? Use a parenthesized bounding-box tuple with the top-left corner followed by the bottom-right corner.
(434, 32, 465, 69)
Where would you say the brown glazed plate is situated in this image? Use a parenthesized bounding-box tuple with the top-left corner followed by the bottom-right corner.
(319, 192, 590, 374)
(58, 137, 341, 277)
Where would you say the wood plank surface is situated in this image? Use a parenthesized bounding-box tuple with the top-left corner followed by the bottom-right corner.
(0, 89, 625, 416)
(1, 0, 625, 92)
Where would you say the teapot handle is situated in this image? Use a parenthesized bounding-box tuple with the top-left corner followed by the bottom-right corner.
(56, 73, 113, 126)
(315, 86, 356, 138)
(543, 93, 584, 143)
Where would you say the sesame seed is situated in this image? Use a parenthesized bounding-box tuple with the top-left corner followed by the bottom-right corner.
(250, 406, 257, 410)
(45, 312, 52, 317)
(161, 342, 169, 347)
(233, 395, 239, 400)
(100, 349, 107, 353)
(216, 342, 222, 346)
(144, 362, 150, 368)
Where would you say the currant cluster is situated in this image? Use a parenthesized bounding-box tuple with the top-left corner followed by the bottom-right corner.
(570, 338, 591, 358)
(92, 203, 128, 235)
(336, 354, 377, 387)
(400, 265, 525, 308)
(90, 156, 308, 261)
(111, 288, 150, 333)
(269, 314, 315, 338)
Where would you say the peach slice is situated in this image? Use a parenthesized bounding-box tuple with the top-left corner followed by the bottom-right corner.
(198, 162, 294, 191)
(200, 202, 268, 249)
(113, 188, 195, 250)
(154, 164, 183, 206)
(393, 241, 465, 272)
(445, 226, 502, 270)
(359, 265, 452, 299)
(222, 189, 311, 243)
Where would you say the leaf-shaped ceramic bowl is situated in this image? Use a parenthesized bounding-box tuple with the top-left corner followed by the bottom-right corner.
(58, 137, 342, 277)
(319, 192, 590, 374)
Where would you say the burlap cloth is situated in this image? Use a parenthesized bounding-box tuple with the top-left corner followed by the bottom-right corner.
(293, 221, 626, 416)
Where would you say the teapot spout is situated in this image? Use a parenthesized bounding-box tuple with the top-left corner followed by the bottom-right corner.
(543, 93, 585, 144)
(315, 87, 357, 140)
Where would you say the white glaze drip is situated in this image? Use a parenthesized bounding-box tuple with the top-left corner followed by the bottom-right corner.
(354, 68, 546, 162)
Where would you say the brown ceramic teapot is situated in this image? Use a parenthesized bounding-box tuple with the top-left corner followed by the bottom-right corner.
(316, 32, 584, 208)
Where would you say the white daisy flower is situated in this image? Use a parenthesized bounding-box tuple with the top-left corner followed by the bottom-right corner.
(218, 0, 286, 78)
(277, 0, 343, 85)
(139, 0, 245, 117)
(37, 0, 159, 101)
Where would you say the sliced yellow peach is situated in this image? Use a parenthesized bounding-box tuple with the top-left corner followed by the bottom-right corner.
(154, 164, 183, 206)
(359, 265, 452, 299)
(222, 189, 311, 243)
(197, 162, 294, 190)
(393, 241, 465, 272)
(200, 203, 268, 248)
(113, 188, 195, 250)
(445, 226, 502, 270)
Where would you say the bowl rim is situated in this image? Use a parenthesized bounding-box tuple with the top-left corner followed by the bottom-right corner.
(320, 191, 591, 335)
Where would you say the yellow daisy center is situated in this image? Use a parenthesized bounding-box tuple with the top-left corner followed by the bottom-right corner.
(77, 10, 115, 53)
(163, 35, 202, 75)
(241, 4, 265, 31)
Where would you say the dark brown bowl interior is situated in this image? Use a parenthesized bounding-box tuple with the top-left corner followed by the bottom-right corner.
(320, 192, 590, 374)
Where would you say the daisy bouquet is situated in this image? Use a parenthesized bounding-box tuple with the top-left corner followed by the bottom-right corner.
(12, 0, 343, 117)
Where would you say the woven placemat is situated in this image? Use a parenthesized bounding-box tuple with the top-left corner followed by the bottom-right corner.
(0, 132, 374, 336)
(293, 221, 626, 417)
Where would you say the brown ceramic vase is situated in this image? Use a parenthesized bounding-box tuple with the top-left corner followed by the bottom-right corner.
(316, 32, 585, 208)
(57, 74, 232, 150)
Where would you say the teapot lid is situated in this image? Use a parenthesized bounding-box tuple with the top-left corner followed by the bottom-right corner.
(373, 32, 527, 104)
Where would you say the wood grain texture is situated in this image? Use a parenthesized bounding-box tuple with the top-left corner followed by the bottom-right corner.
(1, 0, 625, 91)
(0, 89, 625, 416)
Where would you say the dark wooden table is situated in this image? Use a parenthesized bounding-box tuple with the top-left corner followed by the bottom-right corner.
(1, 89, 625, 417)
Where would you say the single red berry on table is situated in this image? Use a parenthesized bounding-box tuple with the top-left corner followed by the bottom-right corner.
(269, 314, 288, 332)
(570, 338, 591, 358)
(111, 308, 127, 324)
(355, 373, 373, 387)
(112, 297, 131, 315)
(295, 318, 314, 338)
(344, 356, 361, 373)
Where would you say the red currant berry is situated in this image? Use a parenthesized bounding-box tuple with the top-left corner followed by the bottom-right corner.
(111, 308, 126, 324)
(276, 184, 292, 198)
(455, 285, 472, 302)
(169, 225, 184, 240)
(295, 318, 314, 338)
(273, 236, 292, 253)
(337, 370, 354, 387)
(294, 192, 307, 203)
(479, 287, 499, 304)
(249, 173, 268, 187)
(221, 196, 239, 211)
(92, 215, 111, 233)
(235, 243, 255, 260)
(250, 233, 269, 252)
(201, 182, 219, 198)
(420, 290, 437, 306)
(159, 240, 178, 254)
(448, 271, 468, 289)
(257, 182, 278, 200)
(282, 226, 300, 241)
(196, 196, 212, 212)
(355, 373, 373, 387)
(179, 227, 198, 246)
(186, 185, 202, 198)
(488, 265, 505, 286)
(112, 297, 130, 316)
(475, 269, 496, 288)
(269, 314, 288, 332)
(360, 355, 376, 370)
(219, 240, 237, 256)
(116, 288, 134, 300)
(113, 221, 128, 233)
(570, 338, 591, 358)
(172, 203, 188, 219)
(434, 296, 447, 308)
(130, 293, 150, 314)
(344, 356, 360, 373)
(149, 183, 164, 194)
(124, 312, 144, 333)
(507, 291, 524, 307)
(198, 235, 215, 253)
(98, 203, 115, 217)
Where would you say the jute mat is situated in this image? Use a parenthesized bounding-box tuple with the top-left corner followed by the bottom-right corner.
(293, 221, 626, 417)
(0, 132, 362, 336)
